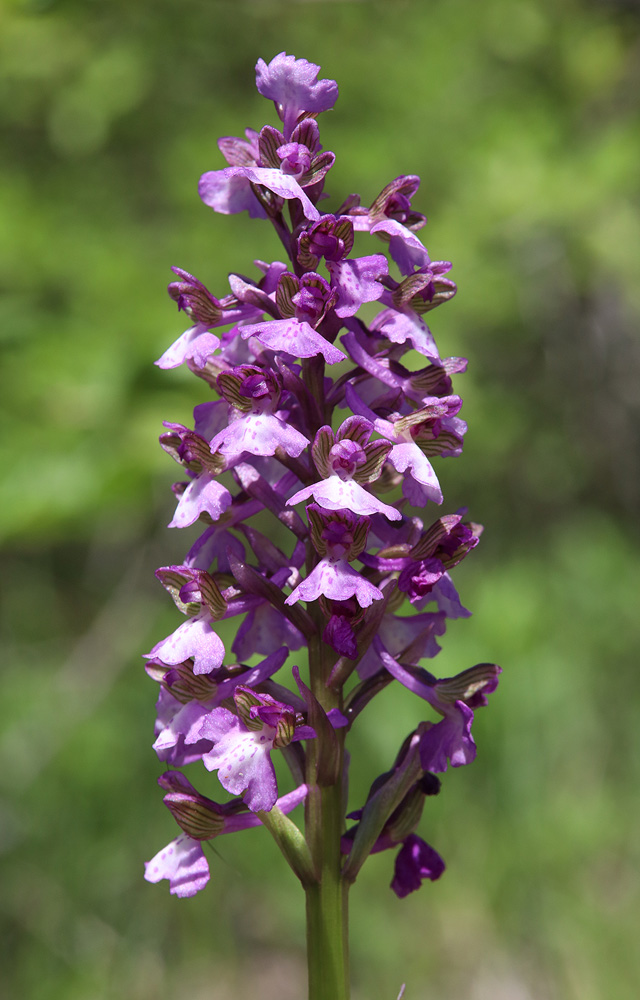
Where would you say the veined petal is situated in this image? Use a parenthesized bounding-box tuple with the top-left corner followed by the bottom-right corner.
(288, 476, 402, 521)
(199, 168, 267, 218)
(201, 713, 279, 812)
(210, 412, 309, 459)
(372, 307, 439, 360)
(327, 254, 388, 318)
(144, 834, 210, 897)
(389, 442, 443, 504)
(148, 614, 225, 675)
(169, 475, 232, 528)
(156, 325, 221, 370)
(240, 318, 345, 364)
(285, 558, 383, 608)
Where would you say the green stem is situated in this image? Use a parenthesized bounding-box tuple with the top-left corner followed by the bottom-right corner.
(257, 805, 317, 887)
(305, 783, 350, 1000)
(304, 616, 350, 1000)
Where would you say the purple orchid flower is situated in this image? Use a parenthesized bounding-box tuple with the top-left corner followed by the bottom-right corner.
(147, 53, 501, 978)
(158, 419, 232, 528)
(145, 778, 309, 897)
(239, 271, 347, 364)
(286, 505, 382, 608)
(344, 383, 465, 505)
(146, 566, 227, 676)
(377, 644, 501, 772)
(338, 175, 427, 233)
(255, 52, 339, 141)
(196, 683, 347, 812)
(150, 647, 291, 765)
(288, 415, 401, 520)
(390, 833, 446, 897)
(208, 364, 310, 460)
(198, 686, 298, 811)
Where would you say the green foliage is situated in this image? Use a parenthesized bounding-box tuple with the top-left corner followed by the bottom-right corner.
(1, 1, 639, 998)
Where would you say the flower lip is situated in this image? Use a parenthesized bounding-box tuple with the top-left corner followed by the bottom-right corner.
(255, 53, 339, 139)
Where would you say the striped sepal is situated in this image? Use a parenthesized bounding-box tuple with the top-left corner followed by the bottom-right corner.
(349, 515, 371, 560)
(308, 504, 328, 557)
(169, 283, 222, 326)
(234, 687, 265, 731)
(164, 796, 226, 840)
(218, 135, 258, 168)
(276, 272, 299, 319)
(438, 522, 482, 571)
(435, 663, 501, 705)
(410, 357, 467, 399)
(300, 150, 336, 187)
(414, 427, 464, 457)
(311, 426, 335, 478)
(391, 272, 433, 310)
(353, 440, 392, 483)
(198, 572, 227, 620)
(155, 566, 201, 616)
(369, 175, 421, 222)
(297, 236, 320, 271)
(333, 217, 355, 257)
(273, 711, 296, 749)
(160, 429, 226, 475)
(410, 281, 457, 315)
(336, 414, 373, 448)
(408, 514, 462, 560)
(258, 125, 284, 169)
(216, 370, 252, 410)
(163, 660, 218, 705)
(291, 117, 320, 152)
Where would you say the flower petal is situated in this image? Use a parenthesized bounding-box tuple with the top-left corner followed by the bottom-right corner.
(144, 834, 210, 897)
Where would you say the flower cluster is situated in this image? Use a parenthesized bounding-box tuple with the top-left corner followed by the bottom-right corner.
(145, 53, 500, 902)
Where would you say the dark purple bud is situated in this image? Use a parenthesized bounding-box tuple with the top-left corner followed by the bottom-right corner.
(323, 614, 358, 659)
(391, 834, 445, 898)
(398, 557, 444, 604)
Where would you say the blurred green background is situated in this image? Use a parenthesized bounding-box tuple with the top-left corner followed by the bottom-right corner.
(2, 0, 639, 997)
